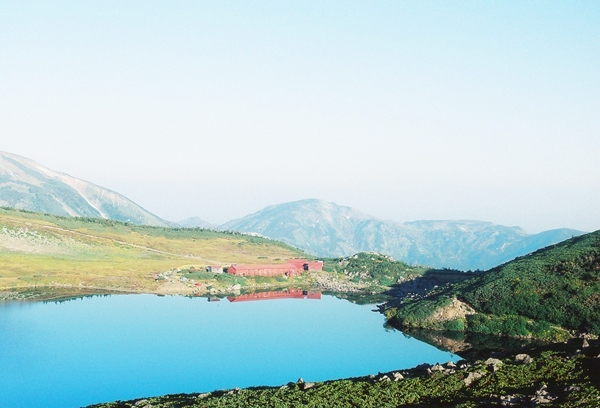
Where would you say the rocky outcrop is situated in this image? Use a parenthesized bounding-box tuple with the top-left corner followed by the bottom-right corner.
(430, 297, 476, 322)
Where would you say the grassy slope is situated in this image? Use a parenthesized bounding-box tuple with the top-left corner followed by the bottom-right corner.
(323, 252, 428, 286)
(386, 230, 600, 337)
(88, 338, 600, 408)
(0, 207, 308, 292)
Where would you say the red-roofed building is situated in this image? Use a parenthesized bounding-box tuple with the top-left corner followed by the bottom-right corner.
(227, 259, 323, 277)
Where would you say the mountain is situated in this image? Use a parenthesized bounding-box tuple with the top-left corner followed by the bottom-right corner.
(177, 217, 217, 229)
(221, 199, 584, 270)
(0, 150, 171, 227)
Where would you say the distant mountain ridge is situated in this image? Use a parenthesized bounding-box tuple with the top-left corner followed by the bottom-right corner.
(177, 217, 217, 229)
(221, 199, 584, 270)
(0, 150, 171, 227)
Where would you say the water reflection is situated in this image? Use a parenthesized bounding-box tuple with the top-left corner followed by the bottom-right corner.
(228, 289, 321, 302)
(399, 328, 545, 360)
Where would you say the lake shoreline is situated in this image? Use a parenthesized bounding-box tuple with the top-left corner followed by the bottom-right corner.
(85, 337, 600, 408)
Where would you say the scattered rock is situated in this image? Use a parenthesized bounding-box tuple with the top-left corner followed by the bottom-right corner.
(564, 385, 581, 392)
(430, 364, 444, 372)
(500, 394, 524, 406)
(392, 372, 404, 381)
(515, 354, 532, 364)
(299, 381, 316, 390)
(463, 371, 484, 386)
(530, 384, 557, 406)
(485, 358, 503, 372)
(377, 375, 390, 382)
(133, 400, 149, 407)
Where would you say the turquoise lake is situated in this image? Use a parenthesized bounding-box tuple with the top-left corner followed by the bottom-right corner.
(0, 293, 458, 408)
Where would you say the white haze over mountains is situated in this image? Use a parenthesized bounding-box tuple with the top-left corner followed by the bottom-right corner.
(1, 2, 598, 234)
(220, 199, 584, 271)
(0, 151, 587, 270)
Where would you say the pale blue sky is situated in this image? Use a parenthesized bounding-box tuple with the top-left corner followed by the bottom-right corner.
(1, 1, 599, 232)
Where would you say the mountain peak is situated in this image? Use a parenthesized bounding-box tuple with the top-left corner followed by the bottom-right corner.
(0, 150, 171, 227)
(221, 199, 585, 270)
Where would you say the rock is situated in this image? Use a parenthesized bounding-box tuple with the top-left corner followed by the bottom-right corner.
(232, 284, 241, 290)
(280, 385, 288, 390)
(378, 375, 390, 382)
(304, 382, 315, 390)
(299, 381, 316, 390)
(582, 339, 590, 348)
(485, 358, 503, 366)
(430, 364, 444, 372)
(196, 393, 210, 399)
(463, 371, 484, 386)
(564, 385, 581, 392)
(485, 358, 503, 372)
(134, 400, 149, 407)
(392, 372, 404, 381)
(515, 354, 532, 364)
(297, 377, 304, 384)
(500, 394, 523, 406)
(530, 384, 557, 406)
(445, 361, 456, 368)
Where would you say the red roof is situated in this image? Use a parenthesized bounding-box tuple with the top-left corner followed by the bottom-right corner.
(229, 263, 300, 271)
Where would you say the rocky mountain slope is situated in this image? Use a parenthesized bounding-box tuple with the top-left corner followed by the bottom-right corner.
(221, 199, 583, 270)
(0, 150, 171, 227)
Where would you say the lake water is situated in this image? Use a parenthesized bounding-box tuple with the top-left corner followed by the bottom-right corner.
(0, 293, 458, 408)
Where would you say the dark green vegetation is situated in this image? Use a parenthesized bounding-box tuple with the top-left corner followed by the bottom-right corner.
(386, 230, 600, 339)
(323, 252, 428, 286)
(87, 338, 600, 408)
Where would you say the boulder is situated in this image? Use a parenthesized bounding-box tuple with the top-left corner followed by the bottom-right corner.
(514, 354, 532, 364)
(484, 358, 503, 372)
(463, 371, 484, 386)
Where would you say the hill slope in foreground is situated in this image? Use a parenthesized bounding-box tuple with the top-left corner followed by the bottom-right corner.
(386, 229, 600, 338)
(0, 207, 307, 295)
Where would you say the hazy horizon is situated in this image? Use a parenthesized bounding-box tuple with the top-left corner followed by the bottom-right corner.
(2, 2, 598, 233)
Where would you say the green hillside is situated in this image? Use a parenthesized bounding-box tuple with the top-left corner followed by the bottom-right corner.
(0, 207, 308, 294)
(385, 230, 600, 338)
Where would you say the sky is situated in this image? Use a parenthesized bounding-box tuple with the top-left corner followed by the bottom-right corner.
(1, 1, 599, 233)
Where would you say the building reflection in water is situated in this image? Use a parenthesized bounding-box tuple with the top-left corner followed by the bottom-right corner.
(227, 289, 321, 302)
